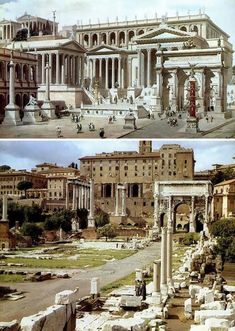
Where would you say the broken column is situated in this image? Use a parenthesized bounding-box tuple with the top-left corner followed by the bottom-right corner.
(189, 196, 195, 232)
(90, 277, 100, 298)
(87, 179, 95, 228)
(160, 227, 168, 295)
(152, 260, 162, 304)
(167, 226, 173, 287)
(3, 52, 21, 126)
(135, 269, 143, 282)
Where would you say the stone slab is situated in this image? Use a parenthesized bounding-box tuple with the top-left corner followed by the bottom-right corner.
(55, 289, 79, 305)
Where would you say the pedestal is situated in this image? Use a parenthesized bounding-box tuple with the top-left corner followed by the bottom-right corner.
(87, 216, 95, 228)
(23, 105, 41, 124)
(3, 104, 21, 126)
(41, 101, 56, 119)
(185, 117, 199, 133)
(123, 111, 136, 129)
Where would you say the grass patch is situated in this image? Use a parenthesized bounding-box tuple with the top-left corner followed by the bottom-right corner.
(0, 274, 25, 283)
(2, 249, 136, 269)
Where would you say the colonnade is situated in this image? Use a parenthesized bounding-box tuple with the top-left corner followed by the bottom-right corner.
(87, 57, 126, 89)
(39, 52, 84, 86)
(66, 180, 90, 210)
(115, 184, 127, 217)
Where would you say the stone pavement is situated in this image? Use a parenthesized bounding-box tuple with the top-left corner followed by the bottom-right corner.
(0, 241, 161, 322)
(0, 111, 234, 139)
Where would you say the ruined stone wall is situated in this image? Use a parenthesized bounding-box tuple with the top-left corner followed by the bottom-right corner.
(0, 289, 78, 331)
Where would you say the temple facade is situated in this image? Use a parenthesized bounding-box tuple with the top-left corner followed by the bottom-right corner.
(70, 12, 233, 116)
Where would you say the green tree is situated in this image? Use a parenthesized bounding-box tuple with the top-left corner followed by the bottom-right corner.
(44, 210, 73, 232)
(17, 181, 33, 197)
(95, 208, 109, 228)
(77, 208, 88, 229)
(21, 223, 43, 242)
(211, 168, 235, 185)
(12, 28, 28, 41)
(98, 224, 117, 241)
(211, 218, 235, 262)
(0, 165, 11, 172)
(24, 205, 44, 223)
(6, 202, 25, 228)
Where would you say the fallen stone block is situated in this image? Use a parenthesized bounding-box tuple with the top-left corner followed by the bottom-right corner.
(102, 317, 147, 331)
(120, 295, 142, 308)
(205, 318, 230, 329)
(21, 305, 66, 331)
(55, 288, 79, 305)
(134, 307, 163, 320)
(194, 309, 235, 325)
(0, 320, 19, 331)
(224, 286, 235, 293)
(190, 325, 210, 331)
(200, 301, 226, 311)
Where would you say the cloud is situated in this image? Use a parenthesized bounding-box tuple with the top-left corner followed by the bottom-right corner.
(0, 140, 234, 172)
(0, 0, 16, 4)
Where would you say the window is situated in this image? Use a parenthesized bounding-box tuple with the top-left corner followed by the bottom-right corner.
(143, 201, 146, 206)
(124, 166, 128, 170)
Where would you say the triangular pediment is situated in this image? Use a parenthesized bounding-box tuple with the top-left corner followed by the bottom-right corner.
(88, 44, 128, 54)
(61, 40, 86, 52)
(135, 25, 193, 43)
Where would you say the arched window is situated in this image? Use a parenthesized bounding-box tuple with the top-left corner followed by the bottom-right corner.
(84, 34, 89, 46)
(119, 31, 125, 45)
(15, 63, 21, 80)
(23, 64, 29, 81)
(110, 32, 116, 45)
(180, 26, 187, 32)
(128, 30, 135, 42)
(101, 33, 107, 43)
(138, 29, 144, 35)
(92, 33, 98, 46)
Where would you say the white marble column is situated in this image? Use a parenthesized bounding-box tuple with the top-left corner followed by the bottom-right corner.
(99, 58, 102, 79)
(204, 195, 209, 236)
(61, 54, 65, 85)
(111, 58, 115, 88)
(92, 59, 96, 81)
(56, 52, 60, 84)
(137, 49, 142, 87)
(128, 58, 132, 88)
(49, 53, 52, 83)
(121, 186, 126, 216)
(72, 185, 76, 210)
(156, 71, 162, 98)
(168, 196, 172, 228)
(166, 226, 173, 286)
(147, 49, 151, 88)
(88, 179, 95, 227)
(153, 194, 159, 231)
(80, 56, 84, 87)
(65, 182, 69, 209)
(105, 58, 109, 89)
(160, 227, 168, 295)
(41, 53, 45, 84)
(2, 195, 8, 221)
(45, 62, 50, 101)
(153, 260, 161, 293)
(115, 185, 119, 216)
(189, 196, 195, 232)
(118, 57, 121, 87)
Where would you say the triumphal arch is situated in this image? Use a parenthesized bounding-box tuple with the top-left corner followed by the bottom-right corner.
(153, 180, 213, 235)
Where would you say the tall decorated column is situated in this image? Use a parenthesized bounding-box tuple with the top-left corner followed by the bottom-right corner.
(3, 51, 21, 126)
(121, 185, 127, 217)
(166, 226, 173, 287)
(41, 61, 56, 119)
(87, 179, 95, 228)
(185, 64, 199, 133)
(115, 185, 119, 216)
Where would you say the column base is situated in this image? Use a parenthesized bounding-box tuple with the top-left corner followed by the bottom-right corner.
(23, 105, 42, 124)
(160, 284, 168, 296)
(41, 101, 56, 119)
(185, 117, 199, 133)
(152, 292, 162, 305)
(3, 104, 21, 126)
(87, 216, 95, 228)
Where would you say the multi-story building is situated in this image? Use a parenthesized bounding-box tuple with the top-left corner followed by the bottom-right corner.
(213, 179, 235, 219)
(80, 141, 194, 222)
(0, 48, 38, 122)
(0, 170, 47, 197)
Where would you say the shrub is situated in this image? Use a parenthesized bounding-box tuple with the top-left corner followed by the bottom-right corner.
(181, 233, 200, 246)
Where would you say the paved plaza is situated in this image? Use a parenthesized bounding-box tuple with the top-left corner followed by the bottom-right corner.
(0, 111, 234, 139)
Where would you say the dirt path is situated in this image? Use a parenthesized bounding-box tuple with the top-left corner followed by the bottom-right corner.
(0, 242, 161, 322)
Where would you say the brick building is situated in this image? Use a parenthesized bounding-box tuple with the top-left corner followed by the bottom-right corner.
(80, 141, 194, 224)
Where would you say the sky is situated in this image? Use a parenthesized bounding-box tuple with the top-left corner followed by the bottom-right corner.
(0, 0, 235, 55)
(0, 139, 234, 172)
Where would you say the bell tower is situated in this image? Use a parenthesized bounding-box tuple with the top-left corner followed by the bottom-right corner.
(139, 140, 152, 154)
